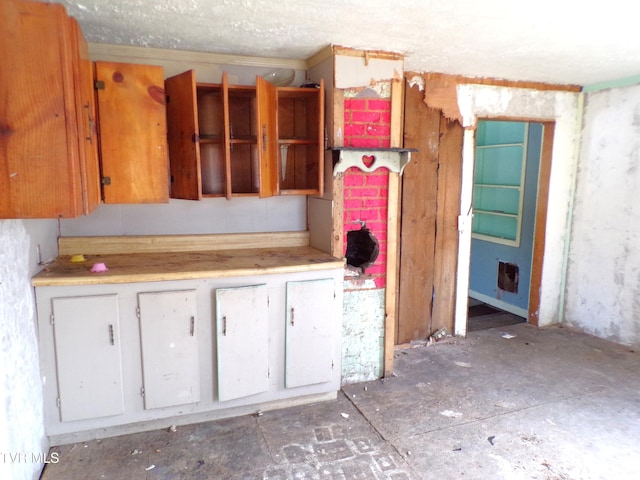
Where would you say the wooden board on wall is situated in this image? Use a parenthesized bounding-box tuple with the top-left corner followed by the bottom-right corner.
(397, 83, 441, 344)
(430, 117, 463, 333)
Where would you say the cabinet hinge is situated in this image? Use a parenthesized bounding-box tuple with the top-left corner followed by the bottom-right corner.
(331, 359, 335, 369)
(140, 387, 145, 397)
(135, 307, 140, 319)
(267, 368, 271, 379)
(192, 133, 199, 143)
(101, 176, 111, 186)
(56, 397, 61, 408)
(94, 80, 105, 90)
(50, 313, 54, 326)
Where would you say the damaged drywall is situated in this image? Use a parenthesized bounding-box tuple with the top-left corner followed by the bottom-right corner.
(334, 52, 403, 90)
(564, 84, 640, 347)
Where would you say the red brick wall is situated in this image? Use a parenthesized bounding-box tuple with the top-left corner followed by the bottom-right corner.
(342, 97, 391, 289)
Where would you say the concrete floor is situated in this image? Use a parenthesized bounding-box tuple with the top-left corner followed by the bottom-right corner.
(41, 323, 640, 479)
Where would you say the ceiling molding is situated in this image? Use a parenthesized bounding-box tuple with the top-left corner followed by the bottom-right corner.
(88, 43, 308, 70)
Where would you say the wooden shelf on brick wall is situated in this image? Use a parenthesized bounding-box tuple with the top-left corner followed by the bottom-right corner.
(332, 147, 416, 176)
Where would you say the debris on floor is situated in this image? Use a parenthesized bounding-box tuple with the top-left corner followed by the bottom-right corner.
(439, 410, 463, 418)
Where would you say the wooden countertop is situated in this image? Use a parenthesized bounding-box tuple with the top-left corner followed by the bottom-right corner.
(32, 246, 345, 287)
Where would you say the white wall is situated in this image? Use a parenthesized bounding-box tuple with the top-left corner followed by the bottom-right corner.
(1, 219, 58, 480)
(564, 84, 640, 347)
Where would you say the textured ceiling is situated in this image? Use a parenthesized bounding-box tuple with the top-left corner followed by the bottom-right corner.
(52, 0, 640, 87)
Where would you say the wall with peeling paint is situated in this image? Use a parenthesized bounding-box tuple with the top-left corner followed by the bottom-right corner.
(1, 219, 58, 480)
(564, 85, 640, 347)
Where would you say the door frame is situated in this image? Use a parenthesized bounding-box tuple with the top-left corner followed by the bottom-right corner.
(453, 84, 583, 336)
(468, 120, 553, 321)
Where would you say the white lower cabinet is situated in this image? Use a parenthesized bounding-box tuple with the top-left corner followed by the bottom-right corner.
(35, 268, 343, 443)
(51, 294, 124, 422)
(138, 289, 200, 409)
(215, 284, 269, 402)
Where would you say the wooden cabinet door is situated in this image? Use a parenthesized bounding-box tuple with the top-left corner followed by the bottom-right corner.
(138, 290, 200, 409)
(165, 69, 202, 200)
(285, 278, 335, 388)
(215, 284, 269, 402)
(277, 80, 325, 196)
(52, 295, 124, 422)
(94, 61, 169, 203)
(256, 76, 278, 197)
(0, 0, 85, 218)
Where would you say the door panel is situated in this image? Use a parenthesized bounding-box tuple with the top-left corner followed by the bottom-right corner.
(285, 278, 335, 388)
(215, 284, 269, 402)
(138, 289, 199, 409)
(52, 294, 124, 422)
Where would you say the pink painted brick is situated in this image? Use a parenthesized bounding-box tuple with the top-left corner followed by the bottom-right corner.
(368, 99, 392, 111)
(366, 173, 390, 186)
(374, 277, 386, 289)
(366, 222, 388, 234)
(380, 138, 391, 148)
(343, 202, 363, 214)
(363, 198, 389, 208)
(343, 173, 365, 186)
(350, 137, 381, 148)
(344, 124, 365, 136)
(351, 187, 381, 197)
(344, 111, 351, 122)
(366, 124, 391, 137)
(351, 111, 381, 123)
(380, 112, 392, 124)
(347, 99, 368, 111)
(358, 209, 379, 222)
(366, 265, 386, 275)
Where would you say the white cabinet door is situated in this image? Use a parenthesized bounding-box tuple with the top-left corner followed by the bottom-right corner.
(138, 289, 199, 409)
(52, 294, 124, 422)
(285, 278, 336, 388)
(215, 284, 269, 402)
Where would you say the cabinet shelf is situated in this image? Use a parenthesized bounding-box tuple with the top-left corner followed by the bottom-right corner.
(474, 183, 520, 189)
(230, 136, 257, 144)
(279, 138, 318, 145)
(474, 209, 518, 218)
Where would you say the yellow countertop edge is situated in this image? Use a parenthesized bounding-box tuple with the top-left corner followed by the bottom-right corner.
(32, 258, 346, 287)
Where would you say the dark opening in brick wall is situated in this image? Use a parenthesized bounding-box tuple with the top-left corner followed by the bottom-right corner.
(345, 225, 379, 272)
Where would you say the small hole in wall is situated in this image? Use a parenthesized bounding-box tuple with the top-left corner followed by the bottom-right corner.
(498, 261, 519, 293)
(345, 225, 379, 271)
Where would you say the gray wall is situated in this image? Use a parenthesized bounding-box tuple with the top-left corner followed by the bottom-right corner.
(564, 84, 640, 347)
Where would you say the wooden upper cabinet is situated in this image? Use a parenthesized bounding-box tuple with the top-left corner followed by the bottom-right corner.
(94, 61, 169, 204)
(0, 0, 93, 218)
(166, 71, 323, 201)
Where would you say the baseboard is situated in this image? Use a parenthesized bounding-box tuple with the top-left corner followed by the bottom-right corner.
(468, 290, 527, 318)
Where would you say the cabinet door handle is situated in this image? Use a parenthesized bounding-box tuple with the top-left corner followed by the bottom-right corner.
(263, 125, 267, 152)
(190, 316, 195, 337)
(290, 307, 295, 326)
(84, 104, 94, 144)
(108, 324, 115, 346)
(222, 315, 227, 336)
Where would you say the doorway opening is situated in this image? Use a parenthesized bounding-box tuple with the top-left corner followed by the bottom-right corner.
(468, 120, 544, 331)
